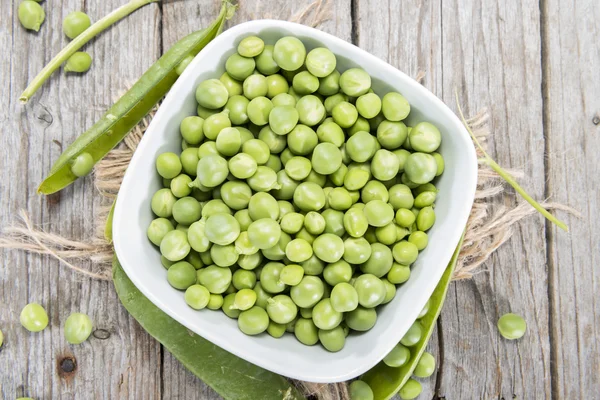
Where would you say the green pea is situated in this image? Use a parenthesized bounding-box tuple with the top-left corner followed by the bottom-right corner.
(349, 380, 374, 400)
(19, 1, 45, 31)
(258, 126, 287, 154)
(323, 209, 346, 236)
(204, 213, 240, 245)
(156, 152, 182, 179)
(20, 303, 48, 332)
(198, 265, 233, 294)
(223, 96, 249, 125)
(172, 197, 201, 225)
(381, 92, 410, 121)
(316, 326, 345, 353)
(383, 343, 411, 367)
(294, 318, 319, 345)
(272, 92, 296, 107)
(329, 282, 358, 313)
(346, 131, 376, 162)
(342, 237, 371, 265)
(267, 321, 286, 338)
(247, 218, 281, 250)
(408, 231, 428, 250)
(167, 261, 196, 290)
(395, 208, 416, 228)
(416, 206, 436, 231)
(186, 250, 204, 269)
(210, 244, 239, 267)
(262, 231, 291, 261)
(312, 233, 344, 263)
(63, 11, 91, 38)
(318, 70, 341, 96)
(280, 212, 304, 235)
(404, 152, 437, 184)
(388, 184, 415, 210)
(323, 260, 352, 286)
(203, 111, 232, 140)
(219, 72, 243, 96)
(371, 149, 400, 181)
(62, 312, 94, 345)
(238, 306, 269, 335)
(291, 276, 325, 308)
(237, 35, 264, 57)
(242, 74, 268, 99)
(316, 121, 344, 148)
(398, 379, 422, 400)
(409, 121, 442, 153)
(195, 79, 229, 110)
(226, 154, 256, 180)
(497, 313, 527, 339)
(346, 306, 377, 331)
(363, 200, 394, 227)
(433, 152, 445, 176)
(219, 181, 251, 211)
(247, 166, 280, 192)
(241, 139, 269, 165)
(269, 105, 299, 135)
(64, 52, 92, 73)
(324, 93, 349, 115)
(207, 294, 224, 310)
(300, 253, 324, 276)
(285, 238, 313, 263)
(355, 93, 382, 119)
(225, 53, 255, 81)
(273, 36, 306, 71)
(329, 163, 348, 187)
(272, 170, 299, 200)
(283, 156, 310, 181)
(353, 274, 386, 308)
(265, 295, 297, 324)
(160, 230, 191, 262)
(295, 95, 326, 127)
(309, 143, 342, 176)
(232, 288, 257, 311)
(392, 240, 419, 265)
(234, 231, 258, 256)
(339, 68, 371, 97)
(332, 101, 358, 128)
(400, 321, 423, 346)
(303, 47, 336, 78)
(179, 116, 205, 145)
(279, 264, 305, 286)
(293, 182, 326, 212)
(222, 293, 241, 318)
(70, 152, 94, 177)
(193, 154, 229, 188)
(360, 242, 393, 277)
(413, 351, 436, 378)
(255, 44, 279, 75)
(184, 284, 211, 310)
(147, 217, 174, 246)
(263, 74, 288, 99)
(291, 71, 319, 95)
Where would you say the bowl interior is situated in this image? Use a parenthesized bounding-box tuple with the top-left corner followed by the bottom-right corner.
(113, 20, 477, 383)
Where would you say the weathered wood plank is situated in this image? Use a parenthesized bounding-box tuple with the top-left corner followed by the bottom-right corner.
(437, 1, 551, 399)
(542, 0, 600, 398)
(355, 1, 442, 397)
(0, 0, 162, 399)
(158, 1, 352, 398)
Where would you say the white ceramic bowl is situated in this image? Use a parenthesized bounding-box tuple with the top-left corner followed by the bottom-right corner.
(113, 20, 477, 383)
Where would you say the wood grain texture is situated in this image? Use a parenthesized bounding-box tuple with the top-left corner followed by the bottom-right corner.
(542, 0, 600, 398)
(0, 1, 162, 399)
(1, 0, 598, 399)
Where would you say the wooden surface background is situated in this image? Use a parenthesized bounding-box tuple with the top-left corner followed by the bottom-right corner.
(0, 0, 598, 399)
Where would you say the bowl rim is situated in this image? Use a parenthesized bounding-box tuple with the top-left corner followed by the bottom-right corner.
(113, 18, 478, 382)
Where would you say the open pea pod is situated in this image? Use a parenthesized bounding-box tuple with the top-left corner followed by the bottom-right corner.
(113, 257, 305, 400)
(38, 1, 236, 195)
(361, 233, 465, 400)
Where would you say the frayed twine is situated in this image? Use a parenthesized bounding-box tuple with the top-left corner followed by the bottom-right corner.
(0, 1, 580, 398)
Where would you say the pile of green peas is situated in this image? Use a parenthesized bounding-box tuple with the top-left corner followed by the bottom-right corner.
(148, 35, 445, 352)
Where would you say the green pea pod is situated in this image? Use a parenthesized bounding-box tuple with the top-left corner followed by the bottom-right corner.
(104, 200, 116, 242)
(361, 233, 465, 400)
(38, 1, 236, 195)
(113, 257, 305, 400)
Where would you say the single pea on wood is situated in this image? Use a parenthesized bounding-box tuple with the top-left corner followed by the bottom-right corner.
(147, 34, 446, 352)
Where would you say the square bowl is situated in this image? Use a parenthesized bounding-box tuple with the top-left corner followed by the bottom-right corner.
(113, 19, 477, 383)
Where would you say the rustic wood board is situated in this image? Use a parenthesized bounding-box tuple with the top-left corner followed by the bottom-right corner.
(0, 0, 598, 399)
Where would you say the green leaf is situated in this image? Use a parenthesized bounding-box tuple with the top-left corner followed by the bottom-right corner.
(361, 233, 465, 400)
(112, 257, 305, 400)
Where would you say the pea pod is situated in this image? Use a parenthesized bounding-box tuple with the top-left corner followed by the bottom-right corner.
(113, 257, 305, 400)
(37, 1, 236, 194)
(361, 233, 465, 400)
(104, 200, 116, 242)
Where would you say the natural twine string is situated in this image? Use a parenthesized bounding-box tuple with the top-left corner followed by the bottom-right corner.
(0, 1, 578, 399)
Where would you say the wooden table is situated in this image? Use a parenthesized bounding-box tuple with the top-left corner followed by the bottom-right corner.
(1, 0, 598, 398)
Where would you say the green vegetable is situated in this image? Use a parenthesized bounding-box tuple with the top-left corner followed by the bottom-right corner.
(36, 1, 235, 194)
(64, 312, 93, 344)
(361, 233, 465, 399)
(20, 303, 49, 332)
(63, 11, 92, 39)
(113, 258, 304, 400)
(497, 312, 527, 339)
(0, 328, 4, 347)
(349, 380, 374, 400)
(64, 51, 93, 73)
(18, 1, 45, 32)
(455, 91, 568, 231)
